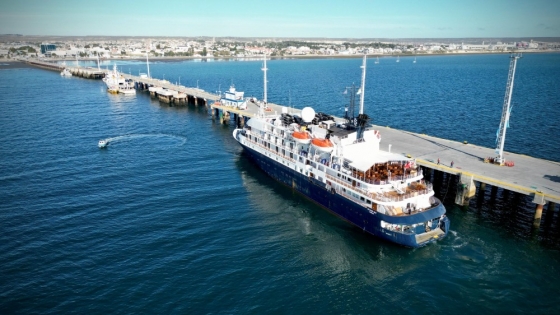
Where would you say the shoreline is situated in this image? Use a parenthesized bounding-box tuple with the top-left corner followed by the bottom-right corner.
(4, 49, 558, 64)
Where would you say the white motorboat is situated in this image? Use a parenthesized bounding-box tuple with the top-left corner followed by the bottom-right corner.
(98, 139, 108, 148)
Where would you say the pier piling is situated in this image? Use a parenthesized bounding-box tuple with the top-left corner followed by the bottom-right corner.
(533, 193, 546, 228)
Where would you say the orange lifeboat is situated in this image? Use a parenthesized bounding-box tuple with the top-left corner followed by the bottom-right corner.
(292, 131, 311, 144)
(311, 138, 334, 152)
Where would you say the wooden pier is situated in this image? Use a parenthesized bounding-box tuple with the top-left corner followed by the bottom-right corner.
(27, 58, 560, 228)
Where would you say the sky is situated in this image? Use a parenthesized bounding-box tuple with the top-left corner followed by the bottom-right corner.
(0, 0, 558, 38)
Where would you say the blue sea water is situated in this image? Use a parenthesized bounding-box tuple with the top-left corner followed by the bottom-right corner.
(1, 54, 560, 314)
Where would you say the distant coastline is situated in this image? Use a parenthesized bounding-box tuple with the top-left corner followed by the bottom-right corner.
(8, 49, 557, 64)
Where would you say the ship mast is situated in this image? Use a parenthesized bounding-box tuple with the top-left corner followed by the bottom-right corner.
(262, 53, 268, 103)
(495, 53, 521, 165)
(146, 52, 151, 79)
(260, 53, 268, 117)
(356, 55, 369, 141)
(359, 54, 367, 115)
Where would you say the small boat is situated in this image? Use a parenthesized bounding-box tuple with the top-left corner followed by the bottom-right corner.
(104, 64, 126, 93)
(60, 68, 72, 77)
(311, 138, 334, 152)
(98, 139, 108, 148)
(292, 130, 311, 144)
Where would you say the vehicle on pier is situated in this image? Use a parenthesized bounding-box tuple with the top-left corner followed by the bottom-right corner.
(232, 55, 449, 248)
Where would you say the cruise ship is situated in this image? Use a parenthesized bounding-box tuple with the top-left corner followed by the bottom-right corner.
(233, 55, 449, 247)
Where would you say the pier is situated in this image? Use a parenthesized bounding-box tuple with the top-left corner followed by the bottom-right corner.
(26, 58, 560, 229)
(27, 59, 105, 79)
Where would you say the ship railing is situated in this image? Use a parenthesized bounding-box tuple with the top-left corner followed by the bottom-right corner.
(326, 174, 370, 197)
(326, 173, 434, 203)
(355, 169, 423, 185)
(372, 182, 434, 203)
(244, 134, 297, 163)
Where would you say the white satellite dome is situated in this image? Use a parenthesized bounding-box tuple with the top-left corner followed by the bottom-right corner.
(301, 107, 316, 123)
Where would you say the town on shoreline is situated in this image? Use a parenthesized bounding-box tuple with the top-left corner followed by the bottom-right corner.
(1, 35, 559, 61)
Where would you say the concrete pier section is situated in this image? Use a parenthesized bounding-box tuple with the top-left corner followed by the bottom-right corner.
(374, 126, 560, 205)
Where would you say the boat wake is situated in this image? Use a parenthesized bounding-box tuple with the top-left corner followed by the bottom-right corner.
(101, 133, 187, 147)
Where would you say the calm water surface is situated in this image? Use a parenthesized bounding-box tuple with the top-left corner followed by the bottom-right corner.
(1, 54, 559, 314)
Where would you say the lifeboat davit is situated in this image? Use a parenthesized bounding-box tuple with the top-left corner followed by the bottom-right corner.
(292, 131, 311, 144)
(311, 138, 334, 153)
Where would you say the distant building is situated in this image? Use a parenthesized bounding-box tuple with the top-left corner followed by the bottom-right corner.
(40, 43, 56, 54)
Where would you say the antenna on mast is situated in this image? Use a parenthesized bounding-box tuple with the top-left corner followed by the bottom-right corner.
(495, 53, 522, 165)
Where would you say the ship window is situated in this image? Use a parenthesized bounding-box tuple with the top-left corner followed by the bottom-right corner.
(367, 200, 371, 204)
(360, 197, 365, 201)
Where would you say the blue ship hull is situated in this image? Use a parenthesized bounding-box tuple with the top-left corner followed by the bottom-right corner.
(240, 143, 449, 247)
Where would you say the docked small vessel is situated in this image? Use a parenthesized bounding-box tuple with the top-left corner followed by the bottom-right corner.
(98, 139, 108, 148)
(103, 64, 135, 94)
(60, 68, 72, 77)
(233, 55, 449, 248)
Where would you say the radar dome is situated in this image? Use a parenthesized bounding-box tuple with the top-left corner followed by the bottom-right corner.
(301, 107, 316, 123)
